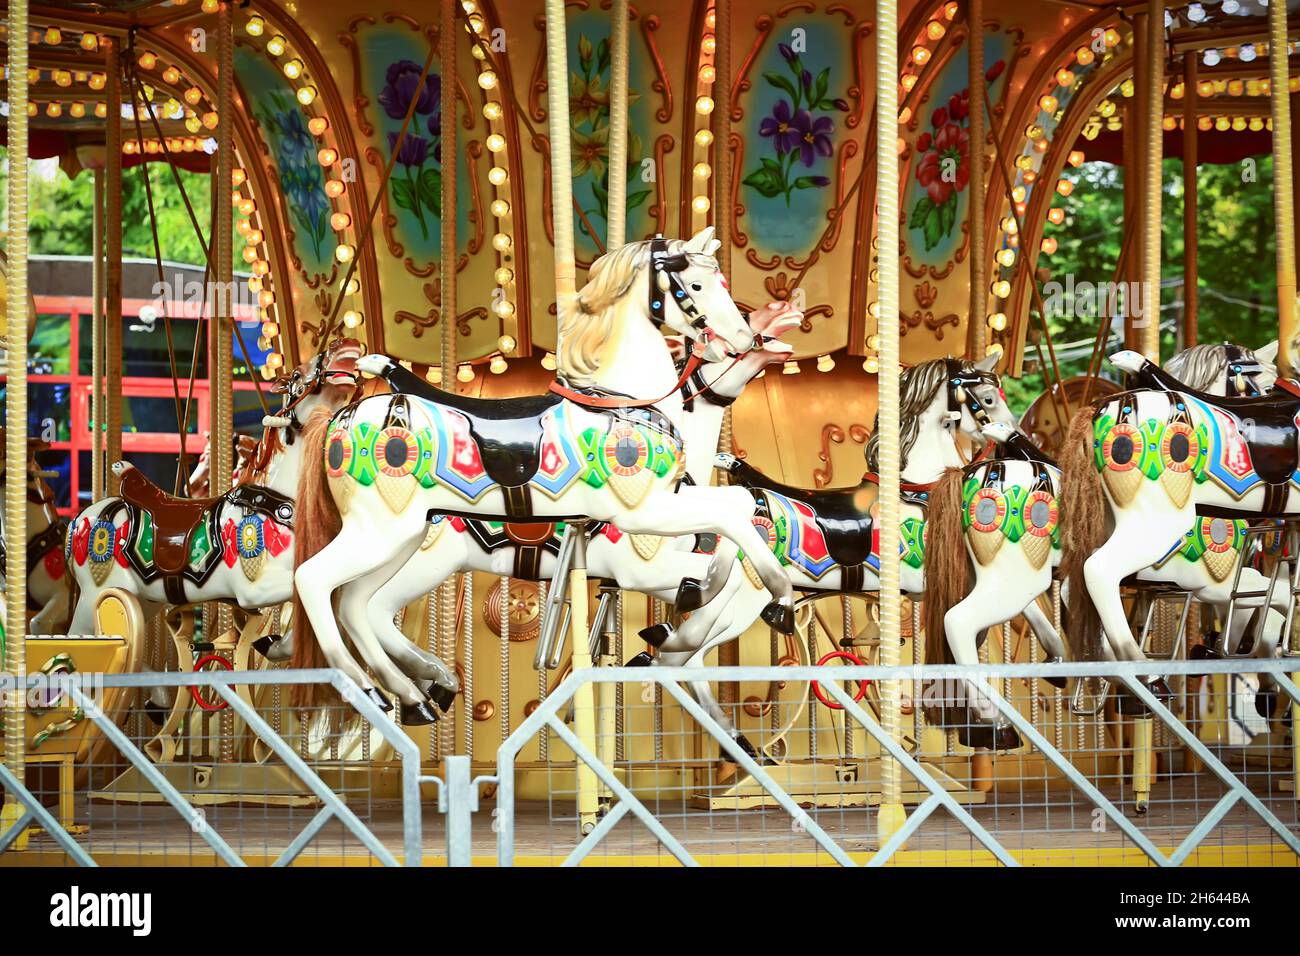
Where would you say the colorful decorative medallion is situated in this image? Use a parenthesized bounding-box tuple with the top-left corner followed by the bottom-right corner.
(88, 519, 117, 585)
(376, 426, 419, 513)
(326, 426, 354, 478)
(236, 515, 267, 582)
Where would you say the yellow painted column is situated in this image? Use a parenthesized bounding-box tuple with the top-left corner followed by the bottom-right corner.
(439, 0, 459, 761)
(1269, 0, 1297, 378)
(2, 0, 31, 845)
(874, 0, 907, 844)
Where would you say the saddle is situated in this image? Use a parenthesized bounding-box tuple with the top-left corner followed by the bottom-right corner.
(1128, 359, 1300, 489)
(721, 457, 879, 569)
(119, 465, 223, 576)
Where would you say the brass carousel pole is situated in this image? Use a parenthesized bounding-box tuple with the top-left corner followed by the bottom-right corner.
(92, 165, 106, 501)
(1181, 52, 1198, 348)
(438, 0, 458, 760)
(966, 0, 987, 358)
(1269, 0, 1297, 378)
(2, 0, 31, 844)
(105, 39, 124, 494)
(211, 3, 236, 642)
(875, 0, 907, 844)
(545, 0, 598, 834)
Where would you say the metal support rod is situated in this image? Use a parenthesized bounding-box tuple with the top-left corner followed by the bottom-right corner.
(566, 522, 600, 833)
(105, 38, 123, 493)
(1269, 0, 1298, 378)
(91, 167, 106, 501)
(3, 0, 31, 829)
(874, 0, 907, 843)
(212, 5, 235, 641)
(1141, 0, 1164, 363)
(714, 0, 733, 279)
(1182, 52, 1198, 348)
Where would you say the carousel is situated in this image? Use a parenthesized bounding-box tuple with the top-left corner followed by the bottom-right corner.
(0, 0, 1298, 867)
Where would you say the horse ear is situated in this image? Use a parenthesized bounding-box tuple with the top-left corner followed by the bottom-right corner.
(1255, 339, 1279, 363)
(687, 226, 716, 254)
(973, 352, 999, 372)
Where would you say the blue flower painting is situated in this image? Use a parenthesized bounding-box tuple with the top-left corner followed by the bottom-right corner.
(234, 47, 337, 276)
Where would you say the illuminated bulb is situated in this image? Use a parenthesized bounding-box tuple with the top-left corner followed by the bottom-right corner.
(331, 212, 352, 230)
(70, 101, 86, 118)
(80, 33, 98, 52)
(1198, 116, 1212, 132)
(202, 0, 220, 12)
(1040, 237, 1058, 254)
(490, 355, 508, 374)
(1203, 49, 1220, 67)
(701, 35, 716, 55)
(89, 73, 107, 91)
(265, 353, 284, 371)
(282, 59, 304, 80)
(1055, 68, 1075, 87)
(259, 290, 276, 308)
(1223, 0, 1240, 11)
(1000, 216, 1018, 234)
(782, 360, 800, 375)
(457, 364, 475, 383)
(335, 244, 355, 263)
(692, 195, 711, 213)
(1055, 178, 1074, 196)
(912, 46, 931, 66)
(426, 366, 443, 385)
(498, 334, 517, 353)
(232, 167, 247, 187)
(1239, 44, 1256, 63)
(257, 336, 271, 351)
(991, 279, 1011, 298)
(1067, 150, 1085, 168)
(695, 129, 714, 147)
(202, 111, 219, 129)
(483, 101, 503, 121)
(817, 354, 835, 373)
(1103, 28, 1120, 48)
(318, 147, 338, 166)
(163, 66, 181, 85)
(1026, 123, 1045, 140)
(490, 199, 510, 218)
(297, 86, 317, 106)
(1048, 207, 1065, 225)
(926, 20, 946, 40)
(252, 259, 270, 277)
(325, 180, 345, 197)
(54, 70, 72, 87)
(46, 102, 62, 117)
(1039, 94, 1058, 113)
(1011, 185, 1027, 203)
(239, 199, 256, 216)
(95, 103, 108, 118)
(492, 233, 513, 252)
(1163, 116, 1177, 131)
(863, 356, 880, 374)
(901, 73, 918, 92)
(988, 312, 1007, 331)
(486, 133, 506, 152)
(345, 277, 361, 295)
(267, 35, 287, 57)
(308, 117, 329, 136)
(494, 267, 514, 285)
(138, 52, 157, 70)
(342, 310, 363, 329)
(867, 334, 881, 350)
(693, 162, 712, 178)
(246, 14, 265, 36)
(243, 247, 260, 264)
(477, 71, 498, 90)
(1075, 46, 1094, 66)
(488, 167, 508, 186)
(185, 116, 202, 133)
(996, 248, 1016, 267)
(695, 96, 715, 114)
(1249, 117, 1264, 131)
(541, 352, 557, 371)
(699, 65, 716, 84)
(493, 300, 515, 318)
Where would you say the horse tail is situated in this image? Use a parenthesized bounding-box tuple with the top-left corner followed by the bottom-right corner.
(291, 405, 343, 708)
(921, 467, 967, 725)
(1059, 405, 1106, 662)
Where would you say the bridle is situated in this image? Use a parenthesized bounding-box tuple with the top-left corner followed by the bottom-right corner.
(1224, 343, 1268, 397)
(677, 333, 782, 411)
(944, 357, 1002, 429)
(551, 236, 759, 410)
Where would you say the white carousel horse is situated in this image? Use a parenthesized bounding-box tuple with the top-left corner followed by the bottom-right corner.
(290, 229, 798, 716)
(922, 341, 1289, 740)
(63, 339, 363, 635)
(620, 354, 1039, 753)
(1058, 346, 1300, 707)
(321, 302, 801, 724)
(0, 437, 73, 633)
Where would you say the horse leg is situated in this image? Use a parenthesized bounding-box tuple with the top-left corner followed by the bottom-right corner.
(336, 532, 434, 717)
(613, 484, 795, 633)
(673, 539, 739, 612)
(366, 531, 466, 706)
(1022, 597, 1068, 688)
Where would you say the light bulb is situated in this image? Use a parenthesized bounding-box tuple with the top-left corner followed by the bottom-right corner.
(492, 233, 512, 252)
(477, 71, 498, 90)
(988, 312, 1007, 331)
(490, 355, 508, 374)
(494, 267, 514, 285)
(262, 321, 280, 338)
(782, 360, 800, 375)
(297, 86, 317, 105)
(246, 14, 265, 36)
(267, 35, 287, 56)
(331, 212, 352, 230)
(695, 96, 715, 114)
(457, 364, 475, 383)
(695, 129, 713, 147)
(335, 244, 355, 263)
(325, 180, 345, 198)
(488, 167, 508, 186)
(817, 354, 835, 372)
(342, 310, 363, 329)
(542, 352, 557, 371)
(308, 116, 329, 136)
(283, 59, 304, 80)
(486, 133, 506, 152)
(317, 147, 338, 166)
(490, 199, 510, 217)
(498, 334, 517, 353)
(692, 195, 711, 213)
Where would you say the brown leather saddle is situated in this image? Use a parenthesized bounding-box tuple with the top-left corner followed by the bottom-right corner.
(1128, 358, 1300, 502)
(120, 465, 222, 576)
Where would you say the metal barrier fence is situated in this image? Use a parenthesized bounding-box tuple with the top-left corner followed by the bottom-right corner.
(491, 660, 1300, 867)
(0, 669, 437, 866)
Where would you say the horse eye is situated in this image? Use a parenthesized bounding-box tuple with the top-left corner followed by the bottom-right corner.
(984, 396, 993, 405)
(690, 282, 703, 292)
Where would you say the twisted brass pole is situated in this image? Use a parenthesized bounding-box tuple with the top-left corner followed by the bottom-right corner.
(1269, 0, 1297, 378)
(605, 0, 630, 252)
(966, 0, 986, 358)
(1140, 0, 1164, 363)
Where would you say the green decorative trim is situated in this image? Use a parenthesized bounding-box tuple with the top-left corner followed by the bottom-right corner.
(134, 512, 155, 565)
(577, 428, 611, 488)
(1001, 485, 1029, 543)
(348, 422, 379, 487)
(413, 427, 438, 489)
(188, 520, 213, 570)
(1092, 413, 1115, 471)
(901, 516, 926, 569)
(1137, 418, 1165, 480)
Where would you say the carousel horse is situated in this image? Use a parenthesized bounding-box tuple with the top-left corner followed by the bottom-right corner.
(620, 354, 1049, 754)
(63, 339, 363, 635)
(320, 302, 801, 725)
(922, 342, 1291, 742)
(1059, 346, 1300, 709)
(0, 436, 72, 633)
(186, 432, 263, 498)
(290, 229, 798, 717)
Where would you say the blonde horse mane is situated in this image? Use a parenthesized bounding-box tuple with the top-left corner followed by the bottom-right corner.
(557, 237, 715, 386)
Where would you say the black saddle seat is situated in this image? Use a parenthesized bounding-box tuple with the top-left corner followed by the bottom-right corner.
(382, 361, 562, 488)
(1127, 359, 1300, 486)
(718, 456, 879, 568)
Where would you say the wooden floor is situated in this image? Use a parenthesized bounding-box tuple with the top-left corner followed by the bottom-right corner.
(9, 773, 1299, 865)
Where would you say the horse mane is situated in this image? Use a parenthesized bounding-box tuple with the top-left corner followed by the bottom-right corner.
(864, 358, 952, 473)
(237, 429, 281, 486)
(1163, 343, 1231, 391)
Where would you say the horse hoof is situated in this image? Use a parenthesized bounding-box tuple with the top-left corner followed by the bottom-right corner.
(1042, 656, 1068, 689)
(958, 723, 1021, 751)
(1190, 643, 1220, 661)
(1147, 677, 1174, 702)
(675, 577, 707, 612)
(365, 687, 394, 713)
(428, 683, 458, 711)
(638, 622, 674, 648)
(1256, 688, 1278, 720)
(761, 600, 795, 635)
(252, 634, 275, 658)
(721, 734, 759, 764)
(400, 700, 440, 726)
(144, 699, 168, 727)
(626, 651, 654, 667)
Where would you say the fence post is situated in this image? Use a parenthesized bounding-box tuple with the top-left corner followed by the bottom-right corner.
(441, 754, 477, 867)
